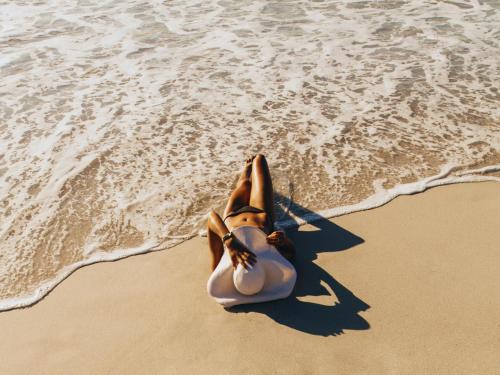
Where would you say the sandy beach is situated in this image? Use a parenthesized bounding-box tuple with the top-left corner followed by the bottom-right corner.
(2, 1, 499, 373)
(1, 181, 498, 374)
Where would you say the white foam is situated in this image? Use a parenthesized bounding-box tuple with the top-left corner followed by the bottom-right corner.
(276, 164, 500, 230)
(1, 0, 500, 311)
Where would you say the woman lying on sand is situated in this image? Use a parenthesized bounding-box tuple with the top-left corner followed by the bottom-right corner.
(207, 154, 295, 271)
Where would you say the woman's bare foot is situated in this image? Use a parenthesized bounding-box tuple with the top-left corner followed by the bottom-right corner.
(240, 155, 255, 180)
(244, 156, 255, 167)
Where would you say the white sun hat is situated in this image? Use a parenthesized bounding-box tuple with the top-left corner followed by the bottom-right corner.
(233, 262, 266, 295)
(207, 225, 297, 307)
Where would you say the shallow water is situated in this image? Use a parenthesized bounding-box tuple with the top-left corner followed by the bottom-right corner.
(1, 0, 500, 310)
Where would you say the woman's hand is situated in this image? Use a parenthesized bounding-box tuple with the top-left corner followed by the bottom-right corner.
(226, 237, 257, 269)
(266, 231, 286, 247)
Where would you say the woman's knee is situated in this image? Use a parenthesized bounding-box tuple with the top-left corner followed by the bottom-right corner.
(253, 154, 268, 168)
(254, 154, 266, 162)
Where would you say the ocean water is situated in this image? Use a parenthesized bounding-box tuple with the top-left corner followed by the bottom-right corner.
(1, 0, 499, 310)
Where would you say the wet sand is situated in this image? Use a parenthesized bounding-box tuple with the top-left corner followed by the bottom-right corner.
(1, 182, 499, 375)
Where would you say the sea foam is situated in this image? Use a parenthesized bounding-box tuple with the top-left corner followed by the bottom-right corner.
(1, 0, 499, 310)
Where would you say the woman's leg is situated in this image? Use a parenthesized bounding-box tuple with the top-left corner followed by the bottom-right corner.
(223, 158, 253, 218)
(249, 154, 275, 225)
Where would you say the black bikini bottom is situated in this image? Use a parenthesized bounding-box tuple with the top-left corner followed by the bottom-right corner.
(224, 206, 274, 232)
(224, 205, 266, 221)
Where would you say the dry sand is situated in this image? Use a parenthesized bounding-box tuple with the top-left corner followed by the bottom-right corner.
(1, 182, 499, 375)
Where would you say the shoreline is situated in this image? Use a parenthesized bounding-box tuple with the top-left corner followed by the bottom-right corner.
(1, 181, 499, 374)
(2, 171, 499, 312)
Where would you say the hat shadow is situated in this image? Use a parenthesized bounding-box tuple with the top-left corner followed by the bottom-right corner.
(228, 193, 370, 337)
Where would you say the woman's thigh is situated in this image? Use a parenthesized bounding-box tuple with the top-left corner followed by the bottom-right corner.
(223, 179, 251, 218)
(249, 154, 274, 221)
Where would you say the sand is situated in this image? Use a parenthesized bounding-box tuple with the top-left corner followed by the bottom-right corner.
(1, 182, 499, 375)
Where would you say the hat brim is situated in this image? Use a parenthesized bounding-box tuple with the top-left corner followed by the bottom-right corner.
(207, 226, 297, 307)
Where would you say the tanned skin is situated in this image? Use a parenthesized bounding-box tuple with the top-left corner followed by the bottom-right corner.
(207, 154, 295, 272)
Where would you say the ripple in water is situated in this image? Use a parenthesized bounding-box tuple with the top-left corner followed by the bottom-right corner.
(1, 0, 500, 310)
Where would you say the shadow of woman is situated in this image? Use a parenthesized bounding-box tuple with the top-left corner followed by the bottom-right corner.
(229, 194, 370, 336)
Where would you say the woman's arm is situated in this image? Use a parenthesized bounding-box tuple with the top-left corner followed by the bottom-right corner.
(207, 210, 256, 270)
(207, 210, 231, 239)
(207, 211, 227, 271)
(276, 237, 296, 260)
(267, 231, 296, 260)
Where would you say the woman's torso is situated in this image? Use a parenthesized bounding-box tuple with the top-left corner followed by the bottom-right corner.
(224, 211, 271, 234)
